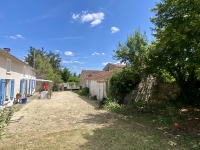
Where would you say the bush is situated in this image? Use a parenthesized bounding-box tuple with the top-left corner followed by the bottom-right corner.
(0, 107, 15, 138)
(108, 68, 140, 104)
(78, 87, 89, 96)
(103, 101, 121, 111)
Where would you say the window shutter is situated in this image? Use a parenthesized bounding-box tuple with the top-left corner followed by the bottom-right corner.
(20, 79, 23, 94)
(26, 80, 28, 95)
(0, 79, 6, 104)
(34, 80, 36, 89)
(30, 80, 32, 94)
(31, 80, 34, 94)
(10, 79, 15, 100)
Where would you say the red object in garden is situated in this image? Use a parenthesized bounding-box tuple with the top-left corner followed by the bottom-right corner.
(44, 82, 48, 91)
(174, 122, 179, 127)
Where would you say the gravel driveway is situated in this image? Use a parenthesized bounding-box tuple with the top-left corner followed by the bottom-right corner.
(0, 91, 121, 149)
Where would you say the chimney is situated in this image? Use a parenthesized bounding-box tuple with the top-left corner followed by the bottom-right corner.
(3, 48, 10, 53)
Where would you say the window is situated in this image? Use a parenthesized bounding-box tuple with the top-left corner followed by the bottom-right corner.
(6, 59, 11, 73)
(23, 66, 26, 76)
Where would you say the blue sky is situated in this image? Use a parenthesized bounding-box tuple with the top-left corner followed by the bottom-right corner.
(0, 0, 159, 74)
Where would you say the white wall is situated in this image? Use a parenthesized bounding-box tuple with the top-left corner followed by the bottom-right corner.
(88, 80, 106, 100)
(0, 53, 36, 101)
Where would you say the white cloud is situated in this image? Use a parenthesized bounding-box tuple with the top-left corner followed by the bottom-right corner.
(111, 27, 120, 33)
(92, 52, 100, 55)
(92, 52, 105, 56)
(63, 60, 73, 64)
(73, 66, 77, 68)
(72, 13, 80, 20)
(72, 11, 105, 27)
(6, 34, 25, 39)
(91, 19, 102, 27)
(8, 36, 17, 39)
(62, 60, 83, 64)
(74, 61, 83, 64)
(16, 34, 25, 39)
(64, 51, 73, 56)
(102, 62, 112, 65)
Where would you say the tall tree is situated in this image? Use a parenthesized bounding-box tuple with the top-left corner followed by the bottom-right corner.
(35, 53, 53, 79)
(113, 28, 149, 75)
(72, 72, 77, 77)
(150, 0, 200, 105)
(46, 50, 62, 71)
(61, 67, 71, 83)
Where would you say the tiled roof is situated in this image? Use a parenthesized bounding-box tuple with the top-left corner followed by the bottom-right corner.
(81, 70, 103, 78)
(81, 70, 102, 74)
(88, 71, 114, 80)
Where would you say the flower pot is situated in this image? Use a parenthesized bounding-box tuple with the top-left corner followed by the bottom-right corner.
(21, 98, 27, 104)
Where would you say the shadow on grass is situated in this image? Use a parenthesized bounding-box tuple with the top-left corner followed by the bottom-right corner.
(1, 94, 199, 150)
(77, 94, 100, 110)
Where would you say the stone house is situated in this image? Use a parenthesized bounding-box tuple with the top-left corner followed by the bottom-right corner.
(87, 71, 114, 100)
(80, 70, 102, 88)
(103, 63, 126, 71)
(80, 63, 125, 100)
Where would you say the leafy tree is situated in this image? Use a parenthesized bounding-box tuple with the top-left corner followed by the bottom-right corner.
(150, 0, 200, 105)
(61, 67, 71, 83)
(46, 50, 62, 71)
(35, 53, 53, 79)
(108, 68, 140, 104)
(113, 28, 149, 76)
(72, 72, 77, 77)
(24, 47, 63, 91)
(68, 76, 80, 82)
(24, 47, 39, 68)
(46, 72, 63, 91)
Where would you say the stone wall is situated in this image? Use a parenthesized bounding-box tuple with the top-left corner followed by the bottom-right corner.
(124, 76, 179, 105)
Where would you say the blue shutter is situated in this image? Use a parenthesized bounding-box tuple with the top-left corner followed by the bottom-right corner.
(29, 79, 31, 94)
(10, 79, 15, 100)
(0, 79, 5, 104)
(26, 80, 28, 95)
(29, 80, 32, 94)
(31, 80, 34, 94)
(34, 80, 36, 89)
(20, 79, 23, 94)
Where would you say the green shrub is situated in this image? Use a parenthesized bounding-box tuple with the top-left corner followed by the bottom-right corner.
(108, 68, 140, 104)
(102, 97, 121, 111)
(0, 107, 15, 138)
(78, 87, 89, 96)
(103, 101, 121, 111)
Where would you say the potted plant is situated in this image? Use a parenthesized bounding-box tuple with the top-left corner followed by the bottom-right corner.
(16, 93, 22, 99)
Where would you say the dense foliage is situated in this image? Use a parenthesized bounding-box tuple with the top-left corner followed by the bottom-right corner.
(150, 0, 200, 105)
(62, 67, 71, 83)
(0, 107, 15, 138)
(78, 87, 89, 96)
(113, 28, 149, 76)
(108, 68, 140, 104)
(24, 47, 80, 91)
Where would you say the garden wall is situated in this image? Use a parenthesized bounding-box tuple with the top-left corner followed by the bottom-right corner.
(124, 76, 179, 105)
